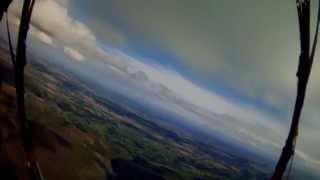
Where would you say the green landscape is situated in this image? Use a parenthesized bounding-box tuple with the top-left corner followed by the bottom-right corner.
(1, 46, 269, 179)
(2, 0, 320, 179)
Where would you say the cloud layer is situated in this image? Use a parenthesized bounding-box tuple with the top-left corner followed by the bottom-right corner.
(4, 0, 320, 171)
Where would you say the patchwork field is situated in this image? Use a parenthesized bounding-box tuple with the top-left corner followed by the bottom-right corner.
(0, 47, 269, 180)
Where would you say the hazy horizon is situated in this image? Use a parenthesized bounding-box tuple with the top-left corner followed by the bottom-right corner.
(2, 0, 320, 175)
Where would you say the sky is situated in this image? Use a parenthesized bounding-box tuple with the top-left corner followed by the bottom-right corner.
(3, 0, 320, 172)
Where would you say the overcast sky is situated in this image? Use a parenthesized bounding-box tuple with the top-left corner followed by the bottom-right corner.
(3, 0, 320, 172)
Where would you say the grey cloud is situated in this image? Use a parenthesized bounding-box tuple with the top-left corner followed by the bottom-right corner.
(74, 0, 320, 112)
(64, 0, 320, 166)
(6, 0, 320, 170)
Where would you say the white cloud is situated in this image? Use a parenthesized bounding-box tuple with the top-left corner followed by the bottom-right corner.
(90, 49, 320, 169)
(8, 0, 94, 44)
(5, 0, 320, 171)
(295, 149, 320, 167)
(32, 29, 53, 45)
(8, 0, 127, 69)
(127, 57, 284, 131)
(64, 46, 84, 61)
(30, 0, 96, 45)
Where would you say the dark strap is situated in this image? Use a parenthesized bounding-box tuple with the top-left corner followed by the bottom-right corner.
(271, 0, 320, 179)
(0, 0, 13, 20)
(6, 13, 16, 66)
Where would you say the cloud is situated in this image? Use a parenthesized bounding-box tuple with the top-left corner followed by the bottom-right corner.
(295, 149, 320, 167)
(8, 0, 128, 71)
(84, 47, 320, 170)
(82, 0, 302, 108)
(67, 0, 320, 169)
(8, 0, 94, 45)
(64, 46, 84, 61)
(32, 28, 53, 45)
(97, 50, 286, 144)
(129, 59, 284, 129)
(31, 0, 96, 45)
(5, 0, 320, 171)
